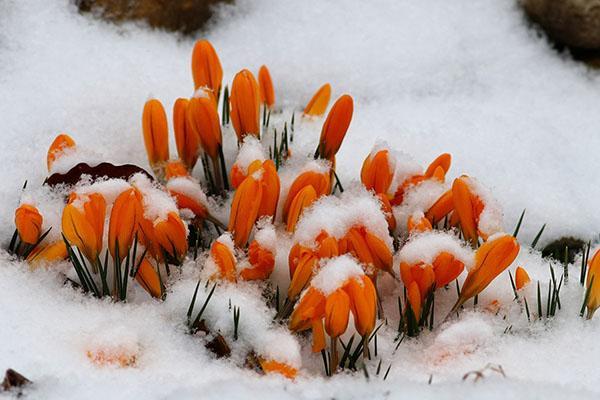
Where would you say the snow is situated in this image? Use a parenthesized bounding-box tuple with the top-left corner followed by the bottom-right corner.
(233, 136, 266, 174)
(310, 255, 365, 295)
(398, 231, 475, 270)
(1, 0, 600, 399)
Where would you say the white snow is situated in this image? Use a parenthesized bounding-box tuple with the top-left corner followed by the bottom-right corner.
(2, 0, 600, 399)
(398, 231, 475, 270)
(310, 254, 365, 295)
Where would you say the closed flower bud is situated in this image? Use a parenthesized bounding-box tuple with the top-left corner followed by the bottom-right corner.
(303, 83, 331, 117)
(15, 204, 43, 244)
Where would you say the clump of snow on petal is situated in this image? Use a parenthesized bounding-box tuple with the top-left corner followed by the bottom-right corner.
(398, 231, 474, 269)
(166, 177, 210, 209)
(388, 149, 422, 196)
(130, 173, 177, 222)
(293, 185, 392, 249)
(393, 179, 448, 233)
(234, 136, 266, 174)
(254, 218, 277, 253)
(311, 255, 365, 295)
(75, 177, 131, 205)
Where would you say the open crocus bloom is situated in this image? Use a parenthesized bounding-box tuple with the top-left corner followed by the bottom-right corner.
(15, 204, 43, 244)
(191, 39, 223, 96)
(230, 69, 261, 142)
(303, 83, 331, 117)
(515, 266, 531, 291)
(452, 175, 503, 246)
(47, 133, 76, 171)
(63, 192, 107, 264)
(453, 234, 520, 312)
(289, 255, 376, 368)
(173, 98, 200, 171)
(135, 257, 163, 298)
(315, 94, 353, 161)
(340, 225, 394, 278)
(258, 65, 275, 109)
(585, 248, 600, 318)
(142, 99, 170, 176)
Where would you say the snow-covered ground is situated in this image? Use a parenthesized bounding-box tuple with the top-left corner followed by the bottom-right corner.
(1, 0, 600, 398)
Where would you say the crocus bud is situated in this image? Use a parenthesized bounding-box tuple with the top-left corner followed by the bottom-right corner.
(209, 237, 237, 282)
(142, 99, 169, 174)
(316, 94, 353, 161)
(154, 212, 188, 264)
(173, 98, 200, 170)
(361, 148, 395, 195)
(286, 186, 317, 233)
(424, 153, 451, 178)
(187, 94, 222, 161)
(228, 173, 263, 248)
(135, 257, 163, 298)
(108, 188, 140, 263)
(258, 65, 275, 109)
(452, 176, 484, 246)
(257, 160, 280, 220)
(303, 83, 331, 117)
(230, 69, 261, 142)
(15, 204, 43, 244)
(282, 169, 330, 223)
(47, 133, 76, 171)
(324, 288, 351, 339)
(191, 39, 223, 95)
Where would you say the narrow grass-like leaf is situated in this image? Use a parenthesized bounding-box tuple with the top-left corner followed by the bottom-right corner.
(531, 224, 546, 249)
(512, 209, 526, 238)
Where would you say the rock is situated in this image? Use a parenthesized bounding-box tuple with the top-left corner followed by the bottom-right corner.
(75, 0, 232, 35)
(521, 0, 600, 49)
(541, 236, 585, 264)
(2, 369, 31, 393)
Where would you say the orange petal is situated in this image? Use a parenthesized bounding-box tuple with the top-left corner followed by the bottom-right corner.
(26, 240, 67, 267)
(154, 212, 188, 263)
(432, 251, 464, 288)
(135, 257, 163, 298)
(15, 204, 43, 245)
(241, 240, 274, 281)
(142, 99, 169, 171)
(169, 190, 208, 219)
(288, 253, 318, 300)
(303, 83, 331, 117)
(407, 281, 421, 321)
(407, 215, 432, 234)
(391, 175, 426, 206)
(228, 174, 263, 248)
(230, 69, 261, 142)
(424, 153, 451, 178)
(311, 319, 326, 353)
(377, 193, 396, 231)
(317, 95, 353, 161)
(108, 188, 139, 263)
(459, 235, 520, 304)
(165, 160, 190, 180)
(282, 170, 330, 223)
(364, 229, 393, 274)
(586, 249, 600, 318)
(514, 266, 531, 291)
(425, 190, 454, 225)
(187, 94, 222, 161)
(289, 287, 325, 331)
(316, 233, 339, 259)
(324, 288, 351, 338)
(286, 186, 318, 233)
(258, 65, 275, 108)
(259, 358, 297, 379)
(191, 39, 223, 95)
(345, 276, 377, 337)
(211, 240, 237, 282)
(47, 133, 75, 171)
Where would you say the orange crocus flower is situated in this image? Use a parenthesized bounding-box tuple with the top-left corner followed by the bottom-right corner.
(361, 149, 395, 195)
(585, 249, 600, 318)
(407, 214, 433, 234)
(344, 275, 377, 337)
(453, 235, 520, 311)
(15, 204, 43, 244)
(344, 226, 393, 276)
(173, 98, 200, 170)
(377, 193, 396, 232)
(452, 176, 485, 246)
(432, 251, 465, 288)
(325, 288, 351, 339)
(286, 186, 318, 233)
(424, 153, 451, 178)
(209, 238, 237, 282)
(316, 94, 353, 161)
(230, 69, 261, 142)
(142, 99, 169, 174)
(282, 169, 330, 223)
(108, 188, 140, 263)
(154, 212, 188, 264)
(26, 240, 68, 267)
(257, 160, 280, 220)
(230, 159, 262, 190)
(187, 94, 222, 161)
(47, 133, 76, 171)
(515, 266, 531, 290)
(258, 65, 275, 109)
(303, 83, 331, 117)
(191, 39, 223, 95)
(228, 173, 263, 248)
(240, 240, 274, 281)
(62, 193, 106, 263)
(135, 257, 163, 298)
